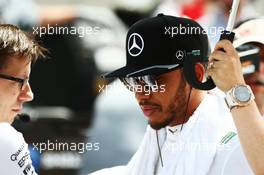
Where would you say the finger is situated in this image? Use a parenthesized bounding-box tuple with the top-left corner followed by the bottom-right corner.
(207, 59, 230, 76)
(207, 66, 214, 77)
(206, 67, 219, 80)
(207, 62, 220, 71)
(208, 50, 228, 62)
(211, 60, 226, 69)
(214, 40, 236, 55)
(207, 61, 213, 69)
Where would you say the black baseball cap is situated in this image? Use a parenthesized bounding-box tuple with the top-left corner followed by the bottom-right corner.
(103, 13, 209, 78)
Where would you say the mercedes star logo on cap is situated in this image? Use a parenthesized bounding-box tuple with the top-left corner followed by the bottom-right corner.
(128, 33, 144, 57)
(176, 50, 184, 60)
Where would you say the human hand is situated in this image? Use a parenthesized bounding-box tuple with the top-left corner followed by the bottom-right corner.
(207, 40, 246, 92)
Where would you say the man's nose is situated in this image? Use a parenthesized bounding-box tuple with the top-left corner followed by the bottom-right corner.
(18, 82, 34, 102)
(135, 87, 152, 100)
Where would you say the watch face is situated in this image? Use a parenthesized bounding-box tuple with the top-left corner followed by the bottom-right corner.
(234, 85, 251, 103)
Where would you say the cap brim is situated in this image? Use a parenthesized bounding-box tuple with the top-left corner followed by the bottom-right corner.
(234, 36, 264, 48)
(102, 64, 182, 78)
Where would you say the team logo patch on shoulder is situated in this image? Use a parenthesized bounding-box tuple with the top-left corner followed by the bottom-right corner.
(128, 33, 144, 57)
(220, 131, 237, 144)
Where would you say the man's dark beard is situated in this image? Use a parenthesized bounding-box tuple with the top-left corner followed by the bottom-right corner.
(149, 77, 188, 130)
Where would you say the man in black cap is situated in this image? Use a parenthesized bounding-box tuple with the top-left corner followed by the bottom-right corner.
(104, 13, 210, 131)
(91, 14, 253, 175)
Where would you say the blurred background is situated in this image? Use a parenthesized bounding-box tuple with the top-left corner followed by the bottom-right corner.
(0, 0, 263, 175)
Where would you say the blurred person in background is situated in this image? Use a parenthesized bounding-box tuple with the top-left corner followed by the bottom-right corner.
(233, 17, 264, 115)
(0, 0, 98, 112)
(0, 24, 45, 174)
(207, 17, 264, 175)
(0, 0, 76, 30)
(2, 1, 132, 174)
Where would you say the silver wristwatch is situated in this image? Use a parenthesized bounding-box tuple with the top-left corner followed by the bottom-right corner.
(225, 84, 255, 110)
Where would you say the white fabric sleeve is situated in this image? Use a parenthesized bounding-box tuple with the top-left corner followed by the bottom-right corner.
(220, 143, 254, 175)
(0, 123, 38, 175)
(208, 135, 254, 175)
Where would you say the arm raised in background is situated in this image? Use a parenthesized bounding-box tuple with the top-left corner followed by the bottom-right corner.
(207, 40, 264, 175)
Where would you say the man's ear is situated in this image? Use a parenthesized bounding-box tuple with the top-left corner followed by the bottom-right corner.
(195, 63, 205, 82)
